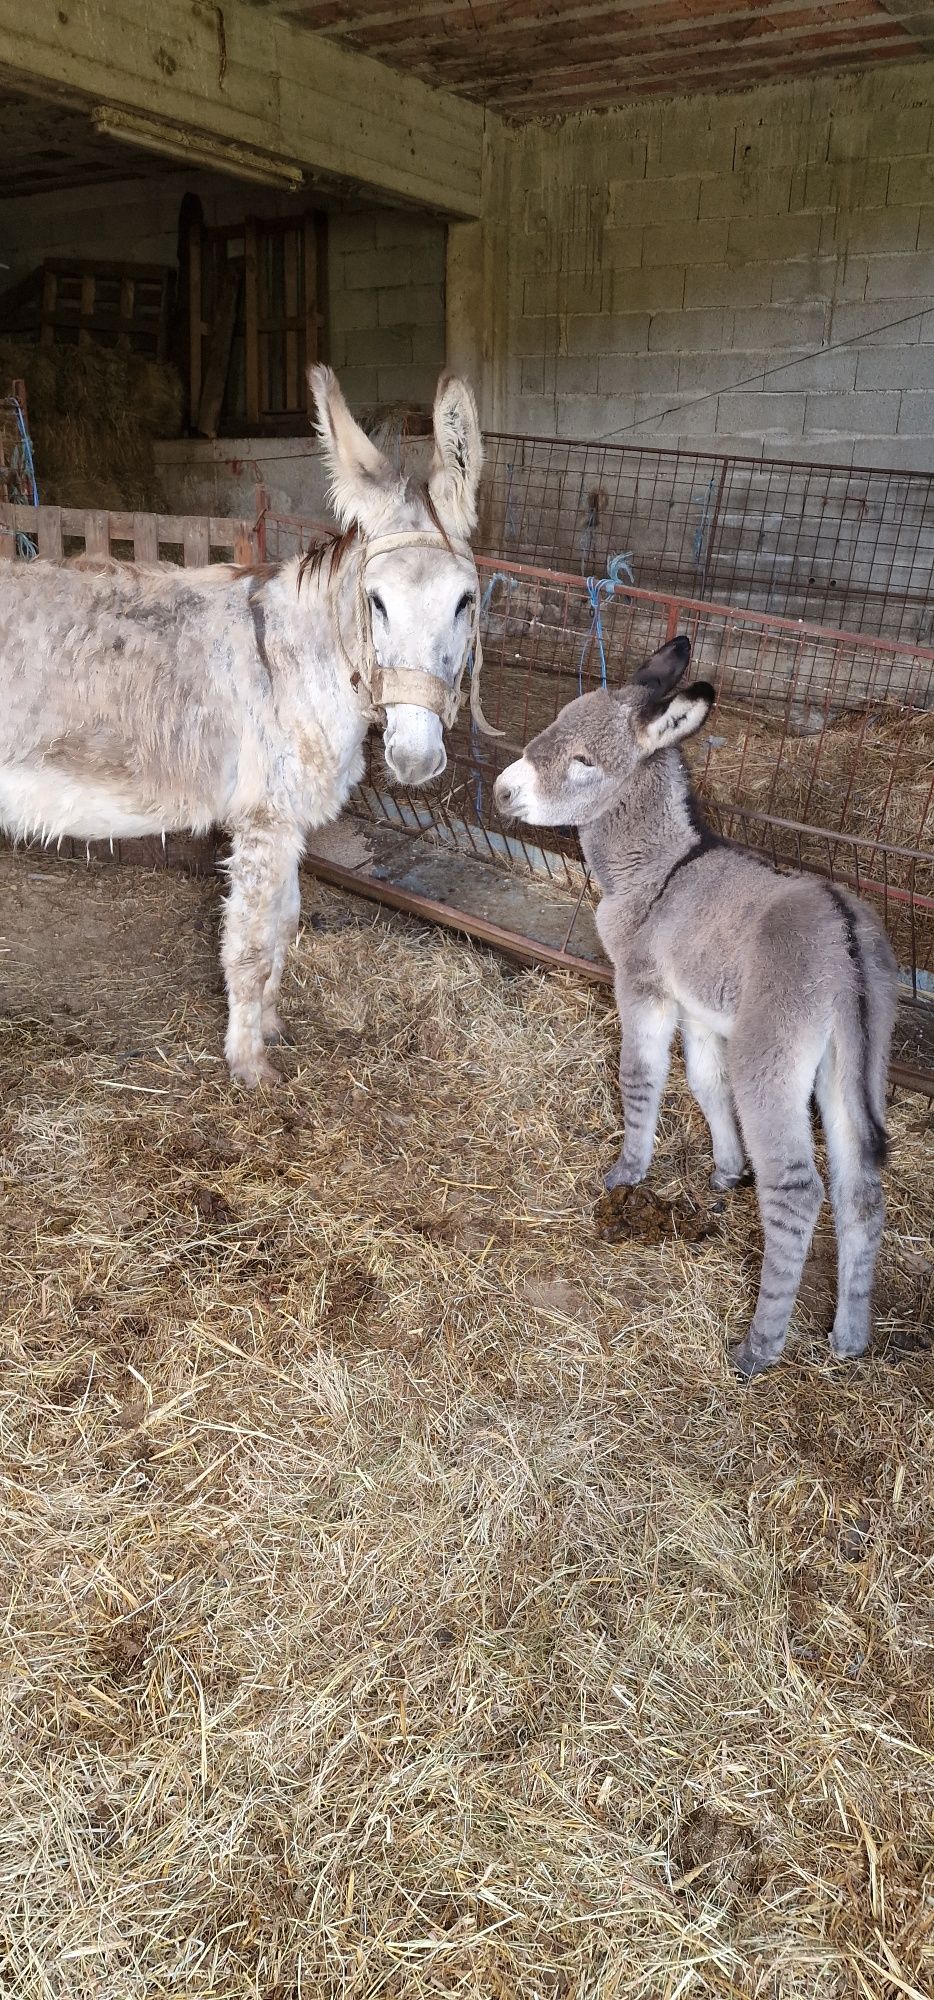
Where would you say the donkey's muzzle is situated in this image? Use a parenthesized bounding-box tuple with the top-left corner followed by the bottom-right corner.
(383, 705, 447, 787)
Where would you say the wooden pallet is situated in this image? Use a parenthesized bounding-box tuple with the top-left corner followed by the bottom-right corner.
(0, 259, 174, 359)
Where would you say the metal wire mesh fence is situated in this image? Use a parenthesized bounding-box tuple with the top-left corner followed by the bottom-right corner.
(476, 435, 934, 645)
(265, 509, 934, 1078)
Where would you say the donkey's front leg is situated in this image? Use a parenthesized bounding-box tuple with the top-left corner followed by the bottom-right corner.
(604, 992, 676, 1190)
(261, 858, 301, 1046)
(222, 820, 301, 1086)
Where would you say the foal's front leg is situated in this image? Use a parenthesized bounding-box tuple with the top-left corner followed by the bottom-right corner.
(604, 990, 676, 1190)
(222, 819, 302, 1086)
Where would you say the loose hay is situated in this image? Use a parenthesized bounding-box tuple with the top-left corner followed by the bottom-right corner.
(0, 852, 931, 1999)
(0, 341, 183, 511)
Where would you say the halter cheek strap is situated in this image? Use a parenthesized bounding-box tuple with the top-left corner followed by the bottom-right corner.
(332, 527, 503, 738)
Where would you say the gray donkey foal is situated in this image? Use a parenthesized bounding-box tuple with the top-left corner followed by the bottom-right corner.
(494, 637, 898, 1377)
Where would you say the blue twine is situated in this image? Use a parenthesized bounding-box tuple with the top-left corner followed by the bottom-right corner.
(6, 396, 39, 559)
(473, 570, 516, 817)
(578, 551, 635, 694)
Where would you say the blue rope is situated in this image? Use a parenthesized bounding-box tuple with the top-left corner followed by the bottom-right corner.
(578, 551, 635, 694)
(6, 396, 39, 559)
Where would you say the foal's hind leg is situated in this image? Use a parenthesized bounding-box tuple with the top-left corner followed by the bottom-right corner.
(727, 1044, 824, 1378)
(814, 1051, 885, 1361)
(681, 1018, 748, 1191)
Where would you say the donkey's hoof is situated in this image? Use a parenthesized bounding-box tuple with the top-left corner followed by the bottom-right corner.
(262, 1023, 295, 1048)
(710, 1166, 753, 1193)
(230, 1053, 278, 1089)
(603, 1158, 645, 1193)
(729, 1336, 780, 1381)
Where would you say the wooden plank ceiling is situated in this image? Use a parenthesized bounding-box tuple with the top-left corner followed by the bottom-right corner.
(289, 1, 929, 115)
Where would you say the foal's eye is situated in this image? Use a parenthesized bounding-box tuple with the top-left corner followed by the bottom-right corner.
(455, 591, 475, 618)
(570, 754, 594, 772)
(370, 592, 387, 620)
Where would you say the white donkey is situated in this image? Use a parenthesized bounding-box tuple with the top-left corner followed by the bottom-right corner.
(0, 367, 485, 1085)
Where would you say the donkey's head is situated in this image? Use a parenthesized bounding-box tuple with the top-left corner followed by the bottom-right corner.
(309, 366, 482, 787)
(494, 636, 715, 827)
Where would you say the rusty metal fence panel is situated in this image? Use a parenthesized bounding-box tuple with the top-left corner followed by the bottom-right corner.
(265, 508, 934, 1087)
(476, 435, 934, 646)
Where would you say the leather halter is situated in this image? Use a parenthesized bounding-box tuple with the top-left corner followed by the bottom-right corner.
(331, 528, 502, 738)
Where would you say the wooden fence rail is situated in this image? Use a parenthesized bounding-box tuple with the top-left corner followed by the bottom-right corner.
(0, 502, 258, 566)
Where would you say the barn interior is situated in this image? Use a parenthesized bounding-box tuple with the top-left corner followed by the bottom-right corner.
(1, 5, 933, 1996)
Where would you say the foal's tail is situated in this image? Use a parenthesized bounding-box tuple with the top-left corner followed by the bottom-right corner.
(826, 888, 897, 1169)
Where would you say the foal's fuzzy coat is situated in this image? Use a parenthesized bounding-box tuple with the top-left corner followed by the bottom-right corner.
(494, 637, 898, 1376)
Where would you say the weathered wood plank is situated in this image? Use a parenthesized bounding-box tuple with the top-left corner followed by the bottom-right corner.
(37, 507, 63, 558)
(132, 513, 159, 562)
(83, 512, 111, 558)
(195, 265, 240, 439)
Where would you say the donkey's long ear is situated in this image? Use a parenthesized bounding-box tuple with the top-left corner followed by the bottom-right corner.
(308, 365, 397, 532)
(635, 682, 716, 755)
(429, 374, 483, 537)
(633, 634, 692, 696)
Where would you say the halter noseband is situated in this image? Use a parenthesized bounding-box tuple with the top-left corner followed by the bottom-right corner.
(332, 528, 502, 739)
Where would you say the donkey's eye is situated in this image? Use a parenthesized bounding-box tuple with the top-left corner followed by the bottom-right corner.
(455, 591, 475, 618)
(569, 755, 595, 774)
(369, 592, 387, 620)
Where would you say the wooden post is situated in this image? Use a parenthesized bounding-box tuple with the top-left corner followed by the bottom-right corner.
(244, 218, 260, 428)
(187, 210, 204, 430)
(195, 266, 240, 438)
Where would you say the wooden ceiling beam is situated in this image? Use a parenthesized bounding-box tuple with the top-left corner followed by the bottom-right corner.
(875, 0, 934, 50)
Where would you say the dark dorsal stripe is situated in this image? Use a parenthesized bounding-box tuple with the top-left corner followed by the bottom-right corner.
(641, 825, 722, 921)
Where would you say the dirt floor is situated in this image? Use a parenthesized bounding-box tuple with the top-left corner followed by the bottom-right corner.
(0, 851, 931, 1999)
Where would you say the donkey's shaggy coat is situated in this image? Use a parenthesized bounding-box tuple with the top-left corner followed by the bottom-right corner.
(0, 368, 483, 1085)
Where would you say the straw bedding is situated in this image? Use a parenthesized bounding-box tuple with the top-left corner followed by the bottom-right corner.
(0, 852, 931, 1999)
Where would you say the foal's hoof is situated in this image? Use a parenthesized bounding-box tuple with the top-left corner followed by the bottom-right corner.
(829, 1323, 871, 1363)
(710, 1166, 754, 1193)
(729, 1336, 780, 1381)
(603, 1158, 645, 1193)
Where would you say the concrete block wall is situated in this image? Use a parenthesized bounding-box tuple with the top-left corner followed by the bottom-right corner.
(504, 61, 934, 468)
(327, 210, 446, 411)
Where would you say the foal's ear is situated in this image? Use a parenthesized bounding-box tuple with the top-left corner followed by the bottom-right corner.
(308, 365, 397, 531)
(636, 681, 716, 755)
(429, 374, 483, 537)
(633, 634, 692, 695)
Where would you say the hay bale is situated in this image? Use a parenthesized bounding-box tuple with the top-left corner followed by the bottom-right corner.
(0, 338, 183, 511)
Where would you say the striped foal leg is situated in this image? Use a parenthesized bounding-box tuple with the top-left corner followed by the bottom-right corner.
(604, 994, 676, 1191)
(814, 1052, 885, 1361)
(727, 1067, 824, 1378)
